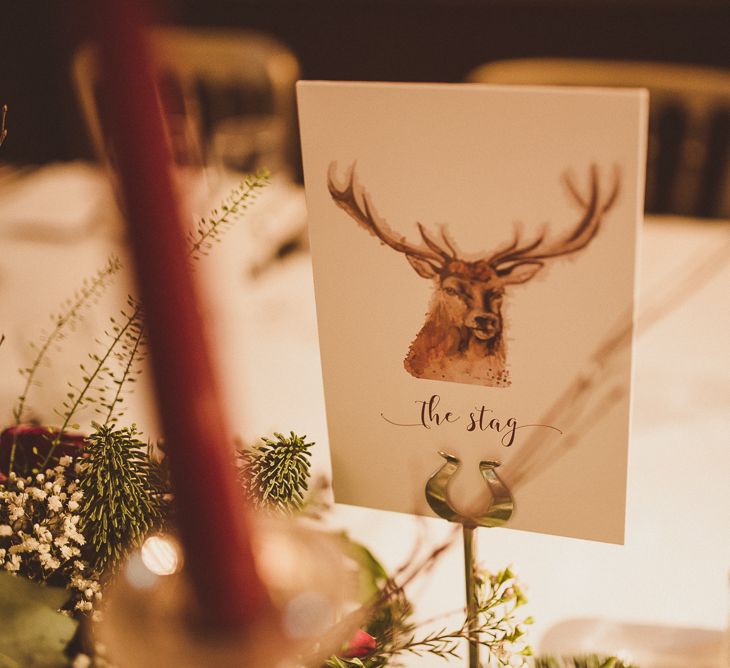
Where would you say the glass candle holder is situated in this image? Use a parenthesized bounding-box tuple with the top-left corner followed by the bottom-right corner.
(101, 517, 361, 667)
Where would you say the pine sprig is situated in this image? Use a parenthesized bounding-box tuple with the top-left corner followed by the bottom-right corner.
(12, 255, 121, 427)
(76, 423, 165, 576)
(187, 169, 270, 259)
(239, 431, 313, 515)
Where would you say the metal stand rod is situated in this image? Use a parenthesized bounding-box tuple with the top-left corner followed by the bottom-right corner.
(463, 525, 479, 668)
(426, 453, 513, 668)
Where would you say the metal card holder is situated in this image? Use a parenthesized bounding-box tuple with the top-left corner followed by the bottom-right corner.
(425, 451, 514, 668)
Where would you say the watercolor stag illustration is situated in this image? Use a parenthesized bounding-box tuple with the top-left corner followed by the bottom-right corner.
(327, 162, 620, 387)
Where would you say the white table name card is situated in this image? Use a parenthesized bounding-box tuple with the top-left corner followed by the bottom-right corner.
(298, 81, 648, 544)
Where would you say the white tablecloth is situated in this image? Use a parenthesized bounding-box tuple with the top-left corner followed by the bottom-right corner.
(1, 164, 728, 666)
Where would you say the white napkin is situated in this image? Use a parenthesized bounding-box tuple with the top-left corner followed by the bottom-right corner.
(0, 162, 116, 242)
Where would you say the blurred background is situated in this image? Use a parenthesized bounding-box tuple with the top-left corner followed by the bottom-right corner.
(1, 0, 728, 216)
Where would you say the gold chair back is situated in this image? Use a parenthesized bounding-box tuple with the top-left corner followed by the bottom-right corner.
(72, 27, 301, 173)
(467, 59, 730, 218)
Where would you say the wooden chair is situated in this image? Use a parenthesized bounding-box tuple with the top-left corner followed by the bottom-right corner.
(467, 59, 730, 219)
(72, 26, 301, 173)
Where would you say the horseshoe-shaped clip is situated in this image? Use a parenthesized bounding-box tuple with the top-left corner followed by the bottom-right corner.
(425, 450, 514, 528)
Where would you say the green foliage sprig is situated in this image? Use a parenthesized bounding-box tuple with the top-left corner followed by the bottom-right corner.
(48, 170, 269, 432)
(239, 431, 313, 515)
(42, 170, 269, 467)
(188, 169, 270, 258)
(10, 256, 121, 475)
(52, 298, 144, 429)
(100, 297, 146, 425)
(13, 256, 121, 427)
(326, 563, 532, 667)
(76, 423, 165, 576)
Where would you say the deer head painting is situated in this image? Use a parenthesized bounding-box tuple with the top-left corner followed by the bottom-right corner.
(327, 162, 620, 388)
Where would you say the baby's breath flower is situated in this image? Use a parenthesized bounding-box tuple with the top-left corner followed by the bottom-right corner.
(47, 496, 63, 513)
(35, 524, 52, 542)
(59, 456, 73, 468)
(70, 531, 85, 546)
(28, 487, 47, 501)
(0, 460, 98, 613)
(39, 552, 61, 570)
(60, 545, 76, 559)
(24, 537, 40, 552)
(75, 600, 93, 613)
(5, 553, 21, 571)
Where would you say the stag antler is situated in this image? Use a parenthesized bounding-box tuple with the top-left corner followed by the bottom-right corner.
(327, 162, 454, 268)
(490, 164, 621, 275)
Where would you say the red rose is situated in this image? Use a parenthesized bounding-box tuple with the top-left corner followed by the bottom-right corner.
(341, 629, 377, 658)
(0, 425, 86, 478)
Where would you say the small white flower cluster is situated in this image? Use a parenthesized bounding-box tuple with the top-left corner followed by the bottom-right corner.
(478, 567, 533, 667)
(70, 572, 103, 614)
(0, 457, 100, 612)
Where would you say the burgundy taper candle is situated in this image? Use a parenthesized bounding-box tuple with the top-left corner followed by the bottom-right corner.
(93, 1, 271, 629)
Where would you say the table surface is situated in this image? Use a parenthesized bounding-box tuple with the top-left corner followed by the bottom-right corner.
(1, 163, 728, 666)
